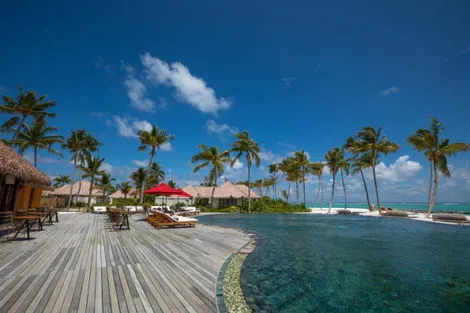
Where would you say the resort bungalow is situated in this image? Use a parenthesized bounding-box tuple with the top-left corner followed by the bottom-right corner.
(109, 189, 139, 203)
(182, 181, 260, 209)
(46, 179, 104, 206)
(0, 141, 52, 212)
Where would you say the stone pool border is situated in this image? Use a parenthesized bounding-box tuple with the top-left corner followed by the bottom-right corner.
(216, 233, 256, 313)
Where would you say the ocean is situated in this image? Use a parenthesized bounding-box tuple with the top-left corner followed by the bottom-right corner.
(307, 202, 470, 213)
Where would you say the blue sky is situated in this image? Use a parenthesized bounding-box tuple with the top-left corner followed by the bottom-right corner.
(1, 0, 469, 202)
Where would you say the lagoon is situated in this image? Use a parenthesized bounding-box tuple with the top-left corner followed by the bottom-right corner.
(200, 214, 470, 313)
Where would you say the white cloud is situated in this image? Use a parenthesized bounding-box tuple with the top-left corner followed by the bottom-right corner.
(281, 77, 296, 87)
(100, 162, 113, 173)
(124, 75, 155, 112)
(140, 53, 231, 114)
(374, 155, 422, 182)
(232, 159, 244, 169)
(160, 142, 172, 152)
(259, 150, 283, 164)
(380, 86, 398, 96)
(132, 159, 148, 167)
(24, 152, 63, 165)
(205, 119, 238, 138)
(111, 116, 151, 138)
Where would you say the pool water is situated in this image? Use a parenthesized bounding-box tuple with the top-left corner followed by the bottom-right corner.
(199, 214, 470, 313)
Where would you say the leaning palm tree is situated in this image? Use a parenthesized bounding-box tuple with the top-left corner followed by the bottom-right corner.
(350, 153, 374, 211)
(14, 117, 63, 166)
(354, 127, 399, 214)
(53, 175, 72, 188)
(308, 162, 325, 209)
(146, 162, 166, 187)
(62, 130, 100, 208)
(230, 131, 260, 213)
(345, 137, 373, 211)
(137, 125, 174, 202)
(192, 145, 231, 206)
(78, 154, 105, 207)
(0, 85, 56, 147)
(97, 172, 116, 201)
(408, 118, 469, 216)
(119, 182, 132, 199)
(337, 149, 350, 210)
(325, 148, 342, 214)
(294, 151, 310, 206)
(268, 163, 280, 198)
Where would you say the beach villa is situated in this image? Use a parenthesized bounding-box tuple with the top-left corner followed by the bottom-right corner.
(45, 179, 104, 206)
(109, 188, 139, 203)
(181, 181, 260, 208)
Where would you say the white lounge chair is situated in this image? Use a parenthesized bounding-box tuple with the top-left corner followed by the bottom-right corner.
(123, 206, 137, 212)
(93, 206, 107, 214)
(135, 206, 144, 212)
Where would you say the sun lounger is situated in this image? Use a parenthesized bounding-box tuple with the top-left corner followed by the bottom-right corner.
(135, 206, 144, 212)
(432, 213, 470, 224)
(382, 211, 409, 218)
(123, 206, 137, 212)
(147, 211, 197, 229)
(93, 206, 107, 214)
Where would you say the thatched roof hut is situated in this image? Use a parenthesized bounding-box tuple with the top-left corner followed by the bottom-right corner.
(0, 141, 51, 188)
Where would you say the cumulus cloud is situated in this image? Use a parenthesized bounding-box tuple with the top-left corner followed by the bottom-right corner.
(160, 142, 172, 152)
(205, 119, 238, 138)
(100, 162, 113, 173)
(124, 75, 155, 112)
(374, 155, 422, 182)
(132, 159, 148, 167)
(140, 53, 231, 114)
(231, 159, 244, 169)
(380, 86, 398, 96)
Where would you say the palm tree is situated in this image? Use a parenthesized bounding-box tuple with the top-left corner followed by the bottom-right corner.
(254, 179, 264, 196)
(337, 149, 350, 210)
(97, 172, 116, 201)
(354, 127, 399, 214)
(0, 85, 56, 147)
(285, 159, 302, 203)
(308, 162, 325, 209)
(168, 180, 177, 189)
(231, 131, 260, 213)
(146, 162, 166, 187)
(14, 117, 63, 166)
(62, 130, 100, 208)
(53, 175, 72, 188)
(137, 125, 174, 202)
(268, 163, 280, 198)
(294, 151, 310, 206)
(192, 145, 231, 206)
(325, 148, 342, 214)
(281, 190, 290, 202)
(408, 118, 469, 216)
(119, 182, 132, 199)
(350, 153, 373, 211)
(345, 137, 373, 211)
(78, 154, 105, 207)
(130, 168, 147, 190)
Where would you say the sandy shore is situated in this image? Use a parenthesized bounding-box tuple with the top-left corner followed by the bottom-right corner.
(308, 207, 470, 225)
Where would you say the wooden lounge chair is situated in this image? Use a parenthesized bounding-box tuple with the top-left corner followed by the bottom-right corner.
(147, 211, 197, 229)
(382, 210, 409, 218)
(432, 213, 470, 224)
(0, 211, 18, 241)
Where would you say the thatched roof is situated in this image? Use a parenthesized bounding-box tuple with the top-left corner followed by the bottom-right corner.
(182, 181, 260, 199)
(48, 179, 103, 196)
(110, 189, 139, 199)
(0, 140, 52, 188)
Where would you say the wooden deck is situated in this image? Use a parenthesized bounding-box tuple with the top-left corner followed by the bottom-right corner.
(0, 213, 249, 313)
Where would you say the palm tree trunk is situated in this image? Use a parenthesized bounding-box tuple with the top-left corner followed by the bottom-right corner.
(359, 168, 372, 211)
(273, 178, 277, 199)
(141, 153, 155, 203)
(320, 174, 324, 210)
(427, 161, 438, 217)
(12, 115, 26, 153)
(295, 181, 299, 203)
(34, 146, 38, 167)
(66, 156, 77, 209)
(302, 172, 307, 207)
(211, 167, 217, 208)
(87, 176, 94, 207)
(77, 175, 82, 203)
(340, 169, 347, 209)
(328, 173, 336, 214)
(426, 162, 433, 215)
(372, 164, 382, 215)
(248, 164, 251, 214)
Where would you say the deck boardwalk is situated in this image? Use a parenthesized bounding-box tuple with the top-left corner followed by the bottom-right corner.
(0, 213, 249, 313)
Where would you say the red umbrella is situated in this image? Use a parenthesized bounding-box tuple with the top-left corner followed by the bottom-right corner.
(144, 183, 180, 195)
(174, 189, 193, 198)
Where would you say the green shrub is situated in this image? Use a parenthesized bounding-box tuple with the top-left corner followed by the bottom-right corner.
(113, 198, 139, 207)
(241, 197, 309, 213)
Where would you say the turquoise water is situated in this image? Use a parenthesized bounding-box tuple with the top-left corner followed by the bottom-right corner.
(308, 202, 470, 213)
(199, 214, 470, 313)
